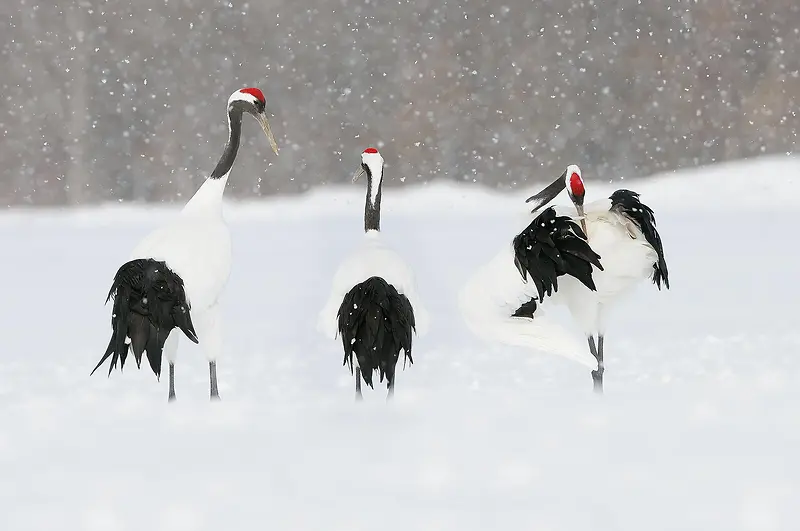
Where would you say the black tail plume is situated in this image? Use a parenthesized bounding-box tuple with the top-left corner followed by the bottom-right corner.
(337, 276, 416, 392)
(92, 259, 198, 379)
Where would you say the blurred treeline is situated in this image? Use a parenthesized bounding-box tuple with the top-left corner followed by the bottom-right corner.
(2, 0, 797, 205)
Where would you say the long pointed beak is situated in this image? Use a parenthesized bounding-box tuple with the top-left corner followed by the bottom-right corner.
(576, 204, 588, 236)
(525, 169, 567, 213)
(352, 167, 366, 183)
(255, 111, 279, 155)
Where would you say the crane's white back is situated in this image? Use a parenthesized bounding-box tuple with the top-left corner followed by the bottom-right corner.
(130, 212, 232, 312)
(318, 230, 428, 339)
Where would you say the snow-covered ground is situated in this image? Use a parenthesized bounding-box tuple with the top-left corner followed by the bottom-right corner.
(1, 156, 799, 530)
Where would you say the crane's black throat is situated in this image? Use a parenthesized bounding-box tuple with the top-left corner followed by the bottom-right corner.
(210, 107, 244, 180)
(363, 163, 383, 232)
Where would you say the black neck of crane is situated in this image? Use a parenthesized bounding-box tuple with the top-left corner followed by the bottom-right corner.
(210, 107, 243, 180)
(364, 171, 382, 232)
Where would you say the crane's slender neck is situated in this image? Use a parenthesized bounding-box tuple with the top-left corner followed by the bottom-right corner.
(364, 165, 383, 232)
(182, 106, 242, 215)
(211, 107, 243, 180)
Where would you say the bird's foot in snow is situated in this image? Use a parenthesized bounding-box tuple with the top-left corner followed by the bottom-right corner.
(355, 367, 364, 401)
(591, 368, 604, 394)
(587, 336, 605, 394)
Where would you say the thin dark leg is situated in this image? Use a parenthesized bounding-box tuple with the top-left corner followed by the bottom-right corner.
(209, 361, 220, 400)
(168, 362, 176, 402)
(387, 373, 395, 400)
(588, 336, 604, 394)
(597, 335, 605, 390)
(355, 367, 363, 400)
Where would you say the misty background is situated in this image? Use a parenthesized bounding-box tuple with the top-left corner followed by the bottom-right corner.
(2, 0, 798, 206)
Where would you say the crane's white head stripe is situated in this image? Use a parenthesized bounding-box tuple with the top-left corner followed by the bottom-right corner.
(361, 150, 384, 206)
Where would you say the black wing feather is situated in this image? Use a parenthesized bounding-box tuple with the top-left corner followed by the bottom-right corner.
(609, 189, 670, 290)
(512, 207, 604, 306)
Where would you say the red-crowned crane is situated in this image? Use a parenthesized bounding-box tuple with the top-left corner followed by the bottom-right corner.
(91, 87, 279, 401)
(461, 164, 669, 393)
(318, 148, 429, 400)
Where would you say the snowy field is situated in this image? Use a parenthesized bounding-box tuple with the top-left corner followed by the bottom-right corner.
(1, 156, 799, 530)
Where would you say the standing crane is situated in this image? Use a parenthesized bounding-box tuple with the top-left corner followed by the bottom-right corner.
(318, 148, 428, 400)
(91, 87, 279, 401)
(461, 165, 669, 392)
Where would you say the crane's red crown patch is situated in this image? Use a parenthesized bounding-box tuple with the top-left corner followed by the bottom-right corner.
(239, 87, 265, 103)
(569, 172, 584, 196)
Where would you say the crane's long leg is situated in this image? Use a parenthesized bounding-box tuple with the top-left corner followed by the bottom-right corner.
(355, 367, 363, 401)
(597, 335, 605, 390)
(588, 336, 604, 394)
(386, 367, 396, 401)
(196, 305, 222, 401)
(168, 363, 176, 401)
(209, 361, 220, 400)
(164, 331, 179, 402)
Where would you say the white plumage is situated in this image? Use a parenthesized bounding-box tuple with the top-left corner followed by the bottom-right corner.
(548, 198, 660, 336)
(318, 148, 428, 399)
(93, 87, 278, 401)
(131, 181, 232, 312)
(459, 243, 598, 368)
(318, 230, 429, 340)
(460, 164, 669, 392)
(128, 179, 233, 399)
